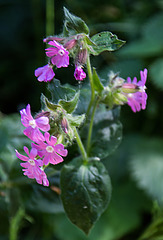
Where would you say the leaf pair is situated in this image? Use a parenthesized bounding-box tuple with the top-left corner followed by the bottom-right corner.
(63, 7, 125, 56)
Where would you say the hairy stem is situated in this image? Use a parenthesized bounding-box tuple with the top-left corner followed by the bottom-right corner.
(74, 127, 88, 161)
(86, 55, 95, 117)
(86, 97, 99, 156)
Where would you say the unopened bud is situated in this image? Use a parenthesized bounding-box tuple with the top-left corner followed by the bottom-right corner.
(76, 48, 88, 65)
(61, 117, 69, 134)
(43, 36, 64, 43)
(35, 111, 50, 119)
(64, 39, 77, 50)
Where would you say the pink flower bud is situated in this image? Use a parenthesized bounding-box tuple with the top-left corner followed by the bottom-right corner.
(35, 111, 50, 119)
(64, 39, 77, 50)
(43, 36, 64, 43)
(76, 48, 88, 65)
(61, 118, 69, 134)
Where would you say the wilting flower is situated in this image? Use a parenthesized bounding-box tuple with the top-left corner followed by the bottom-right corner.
(45, 40, 69, 68)
(32, 132, 68, 165)
(35, 64, 55, 82)
(74, 66, 86, 81)
(20, 104, 50, 142)
(15, 147, 49, 186)
(122, 69, 148, 112)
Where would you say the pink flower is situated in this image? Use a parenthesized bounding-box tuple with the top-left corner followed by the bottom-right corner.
(32, 132, 68, 165)
(15, 147, 49, 186)
(35, 64, 55, 82)
(36, 170, 49, 186)
(124, 69, 147, 112)
(20, 104, 50, 142)
(74, 66, 86, 81)
(45, 40, 69, 68)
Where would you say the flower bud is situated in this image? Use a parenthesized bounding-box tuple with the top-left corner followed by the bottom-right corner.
(64, 39, 77, 50)
(35, 111, 50, 119)
(43, 36, 64, 43)
(61, 117, 69, 134)
(76, 48, 88, 65)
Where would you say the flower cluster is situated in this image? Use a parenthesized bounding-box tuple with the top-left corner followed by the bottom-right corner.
(35, 37, 87, 83)
(108, 69, 148, 112)
(15, 104, 68, 186)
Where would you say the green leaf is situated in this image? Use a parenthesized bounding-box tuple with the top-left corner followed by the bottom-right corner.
(60, 157, 112, 235)
(53, 181, 150, 240)
(67, 114, 85, 127)
(92, 68, 104, 93)
(48, 79, 76, 104)
(90, 31, 125, 56)
(75, 86, 91, 115)
(150, 58, 163, 90)
(59, 91, 80, 114)
(89, 107, 122, 159)
(41, 94, 59, 111)
(46, 79, 80, 113)
(63, 7, 89, 36)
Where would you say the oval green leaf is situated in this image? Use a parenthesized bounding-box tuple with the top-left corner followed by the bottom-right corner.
(60, 157, 112, 235)
(63, 7, 89, 36)
(90, 31, 125, 55)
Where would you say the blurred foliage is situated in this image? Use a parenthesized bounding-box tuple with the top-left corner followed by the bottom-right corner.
(1, 0, 163, 239)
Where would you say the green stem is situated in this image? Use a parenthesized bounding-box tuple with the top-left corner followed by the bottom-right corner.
(9, 207, 25, 240)
(74, 127, 88, 161)
(86, 97, 99, 156)
(86, 55, 95, 117)
(46, 0, 55, 36)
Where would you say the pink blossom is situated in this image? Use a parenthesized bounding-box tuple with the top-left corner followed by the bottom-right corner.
(35, 64, 55, 82)
(20, 104, 50, 142)
(74, 66, 86, 81)
(124, 69, 147, 112)
(45, 40, 69, 68)
(15, 147, 49, 186)
(32, 132, 68, 165)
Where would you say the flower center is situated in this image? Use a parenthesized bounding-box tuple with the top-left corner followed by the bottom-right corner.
(29, 119, 36, 129)
(46, 146, 54, 153)
(58, 49, 65, 56)
(28, 159, 35, 166)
